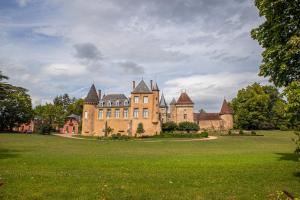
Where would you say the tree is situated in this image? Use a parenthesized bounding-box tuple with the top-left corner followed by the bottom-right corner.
(177, 122, 199, 133)
(53, 93, 74, 112)
(136, 123, 145, 135)
(283, 81, 300, 129)
(0, 71, 33, 131)
(67, 98, 84, 116)
(251, 0, 300, 87)
(162, 121, 178, 133)
(231, 83, 288, 130)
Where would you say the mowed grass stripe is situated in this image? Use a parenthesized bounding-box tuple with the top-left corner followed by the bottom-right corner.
(0, 131, 299, 200)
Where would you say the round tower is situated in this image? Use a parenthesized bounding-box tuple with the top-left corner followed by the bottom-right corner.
(82, 84, 99, 134)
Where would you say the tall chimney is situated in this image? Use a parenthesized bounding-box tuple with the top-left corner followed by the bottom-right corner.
(98, 90, 101, 99)
(150, 80, 153, 90)
(132, 81, 136, 90)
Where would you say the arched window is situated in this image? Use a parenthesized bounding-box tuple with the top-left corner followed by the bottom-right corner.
(116, 100, 120, 106)
(108, 101, 112, 107)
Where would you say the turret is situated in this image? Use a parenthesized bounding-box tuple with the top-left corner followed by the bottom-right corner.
(219, 99, 233, 130)
(159, 92, 168, 123)
(82, 84, 99, 134)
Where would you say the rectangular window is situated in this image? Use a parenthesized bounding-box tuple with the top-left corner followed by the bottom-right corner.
(184, 114, 187, 120)
(133, 108, 139, 118)
(134, 96, 139, 103)
(143, 109, 149, 118)
(84, 111, 88, 119)
(98, 110, 103, 119)
(124, 109, 128, 119)
(143, 96, 148, 103)
(115, 109, 120, 118)
(106, 109, 111, 119)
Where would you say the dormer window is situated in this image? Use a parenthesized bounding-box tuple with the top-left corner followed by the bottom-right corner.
(124, 100, 129, 106)
(108, 101, 112, 107)
(116, 100, 120, 106)
(100, 101, 104, 107)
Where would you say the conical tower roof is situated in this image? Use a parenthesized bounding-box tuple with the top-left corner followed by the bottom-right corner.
(152, 82, 159, 91)
(176, 92, 194, 105)
(220, 99, 233, 114)
(132, 80, 152, 94)
(170, 98, 176, 105)
(85, 84, 99, 104)
(159, 93, 168, 108)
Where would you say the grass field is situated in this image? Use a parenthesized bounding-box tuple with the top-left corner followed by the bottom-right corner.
(0, 131, 299, 200)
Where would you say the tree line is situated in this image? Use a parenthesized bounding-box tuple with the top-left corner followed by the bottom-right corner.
(0, 71, 83, 132)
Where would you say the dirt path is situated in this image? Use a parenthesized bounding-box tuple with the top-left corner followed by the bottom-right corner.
(53, 134, 218, 142)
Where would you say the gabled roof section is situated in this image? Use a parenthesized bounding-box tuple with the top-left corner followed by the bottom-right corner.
(194, 113, 221, 121)
(159, 93, 168, 108)
(67, 114, 80, 121)
(85, 84, 99, 104)
(132, 80, 152, 94)
(220, 99, 233, 114)
(102, 94, 128, 101)
(170, 98, 176, 105)
(152, 82, 159, 91)
(176, 92, 194, 105)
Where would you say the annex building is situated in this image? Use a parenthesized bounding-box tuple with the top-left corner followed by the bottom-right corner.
(82, 80, 233, 136)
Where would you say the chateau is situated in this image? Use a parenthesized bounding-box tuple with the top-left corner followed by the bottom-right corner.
(82, 80, 233, 136)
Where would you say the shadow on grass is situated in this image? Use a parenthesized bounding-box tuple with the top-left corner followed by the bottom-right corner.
(0, 149, 20, 160)
(276, 153, 300, 162)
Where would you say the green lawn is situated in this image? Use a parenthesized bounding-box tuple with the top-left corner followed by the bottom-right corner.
(0, 131, 299, 200)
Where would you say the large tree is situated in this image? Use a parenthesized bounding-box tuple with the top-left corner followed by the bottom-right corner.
(0, 71, 33, 131)
(231, 83, 288, 130)
(251, 0, 300, 87)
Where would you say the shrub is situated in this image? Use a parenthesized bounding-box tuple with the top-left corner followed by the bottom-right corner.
(103, 126, 114, 137)
(251, 130, 256, 135)
(279, 125, 288, 131)
(136, 123, 145, 135)
(37, 123, 52, 135)
(110, 133, 130, 140)
(228, 130, 232, 135)
(200, 131, 209, 138)
(177, 122, 199, 133)
(293, 131, 300, 154)
(239, 130, 244, 135)
(162, 122, 178, 133)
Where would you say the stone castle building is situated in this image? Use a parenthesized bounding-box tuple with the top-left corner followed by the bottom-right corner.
(82, 80, 161, 136)
(82, 80, 233, 136)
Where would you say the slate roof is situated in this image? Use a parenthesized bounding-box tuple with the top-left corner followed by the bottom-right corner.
(159, 93, 168, 108)
(67, 114, 80, 122)
(99, 94, 129, 107)
(132, 80, 152, 94)
(152, 82, 159, 91)
(170, 98, 176, 105)
(220, 99, 233, 114)
(176, 92, 194, 105)
(194, 113, 221, 121)
(85, 84, 99, 104)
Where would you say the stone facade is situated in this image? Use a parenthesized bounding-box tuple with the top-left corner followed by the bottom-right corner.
(82, 81, 234, 136)
(169, 92, 233, 131)
(82, 80, 161, 136)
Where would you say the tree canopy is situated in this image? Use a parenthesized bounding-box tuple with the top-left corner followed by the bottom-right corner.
(231, 83, 288, 130)
(0, 71, 33, 131)
(251, 0, 300, 87)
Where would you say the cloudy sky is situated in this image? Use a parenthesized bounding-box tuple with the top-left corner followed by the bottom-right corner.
(0, 0, 268, 112)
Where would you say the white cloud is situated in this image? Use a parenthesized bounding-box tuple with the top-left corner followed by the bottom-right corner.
(43, 63, 87, 76)
(163, 72, 268, 111)
(16, 0, 31, 7)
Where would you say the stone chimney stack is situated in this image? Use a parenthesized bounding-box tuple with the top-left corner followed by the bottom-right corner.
(132, 81, 136, 90)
